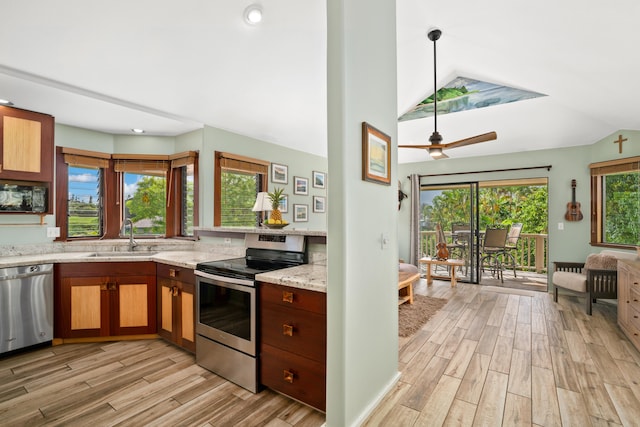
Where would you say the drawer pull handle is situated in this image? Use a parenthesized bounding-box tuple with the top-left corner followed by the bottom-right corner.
(171, 286, 179, 297)
(169, 268, 178, 278)
(282, 291, 294, 303)
(282, 324, 294, 336)
(283, 370, 295, 383)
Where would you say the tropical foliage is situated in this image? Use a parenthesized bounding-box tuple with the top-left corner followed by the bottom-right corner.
(604, 172, 640, 246)
(422, 185, 548, 234)
(220, 170, 259, 227)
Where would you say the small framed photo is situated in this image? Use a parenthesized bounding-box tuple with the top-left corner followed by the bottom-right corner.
(293, 176, 308, 195)
(313, 196, 325, 213)
(279, 194, 288, 213)
(271, 163, 288, 184)
(362, 122, 391, 185)
(293, 204, 308, 222)
(312, 171, 326, 189)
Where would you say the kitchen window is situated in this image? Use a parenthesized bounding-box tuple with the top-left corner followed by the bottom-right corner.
(214, 151, 268, 227)
(590, 156, 640, 248)
(55, 147, 198, 240)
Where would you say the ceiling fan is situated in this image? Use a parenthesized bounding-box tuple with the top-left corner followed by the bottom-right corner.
(399, 29, 497, 159)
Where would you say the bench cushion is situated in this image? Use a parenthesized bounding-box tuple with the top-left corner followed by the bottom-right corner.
(399, 263, 419, 275)
(552, 271, 587, 292)
(584, 253, 618, 275)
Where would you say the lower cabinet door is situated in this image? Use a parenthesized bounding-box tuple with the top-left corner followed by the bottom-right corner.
(112, 275, 157, 335)
(260, 343, 326, 411)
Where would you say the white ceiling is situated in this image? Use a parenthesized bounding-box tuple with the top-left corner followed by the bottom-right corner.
(2, 1, 639, 164)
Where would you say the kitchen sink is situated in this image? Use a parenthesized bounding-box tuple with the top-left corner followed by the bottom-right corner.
(88, 252, 157, 257)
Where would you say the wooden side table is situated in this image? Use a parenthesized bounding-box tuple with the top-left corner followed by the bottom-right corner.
(419, 257, 465, 287)
(398, 271, 419, 305)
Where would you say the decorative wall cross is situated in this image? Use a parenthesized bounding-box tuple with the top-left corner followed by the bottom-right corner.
(613, 134, 627, 153)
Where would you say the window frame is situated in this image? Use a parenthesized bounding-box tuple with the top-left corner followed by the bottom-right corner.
(213, 151, 268, 227)
(55, 147, 198, 241)
(590, 155, 640, 249)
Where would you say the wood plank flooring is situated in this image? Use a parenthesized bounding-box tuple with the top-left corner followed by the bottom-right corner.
(364, 279, 640, 426)
(0, 340, 325, 426)
(2, 279, 639, 426)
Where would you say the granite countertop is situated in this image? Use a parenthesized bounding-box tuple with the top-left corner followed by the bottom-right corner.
(0, 250, 238, 270)
(256, 263, 327, 293)
(194, 226, 327, 237)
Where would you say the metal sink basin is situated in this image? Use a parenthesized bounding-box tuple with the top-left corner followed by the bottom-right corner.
(88, 252, 157, 257)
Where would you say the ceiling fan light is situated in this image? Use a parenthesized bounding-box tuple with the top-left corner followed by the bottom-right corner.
(429, 147, 444, 158)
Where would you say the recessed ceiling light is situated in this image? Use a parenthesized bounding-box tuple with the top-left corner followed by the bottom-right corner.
(131, 128, 145, 134)
(0, 99, 14, 106)
(244, 5, 263, 25)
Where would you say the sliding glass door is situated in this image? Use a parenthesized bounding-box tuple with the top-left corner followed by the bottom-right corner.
(419, 181, 480, 284)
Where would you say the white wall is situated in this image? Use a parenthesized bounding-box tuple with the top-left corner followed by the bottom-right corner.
(326, 0, 399, 425)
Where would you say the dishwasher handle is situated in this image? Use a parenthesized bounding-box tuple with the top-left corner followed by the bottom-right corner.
(0, 264, 53, 282)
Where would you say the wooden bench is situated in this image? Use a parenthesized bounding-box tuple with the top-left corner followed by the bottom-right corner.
(398, 270, 419, 305)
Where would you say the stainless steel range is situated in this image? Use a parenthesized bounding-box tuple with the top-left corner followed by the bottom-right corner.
(194, 233, 306, 392)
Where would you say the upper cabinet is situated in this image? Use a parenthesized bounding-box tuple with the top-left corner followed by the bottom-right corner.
(0, 106, 54, 183)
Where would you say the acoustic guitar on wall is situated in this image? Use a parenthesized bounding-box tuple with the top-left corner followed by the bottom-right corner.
(565, 179, 583, 221)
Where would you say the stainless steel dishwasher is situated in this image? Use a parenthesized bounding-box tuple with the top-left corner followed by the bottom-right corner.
(0, 263, 53, 355)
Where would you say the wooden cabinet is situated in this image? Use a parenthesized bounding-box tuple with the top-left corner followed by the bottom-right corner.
(156, 264, 196, 352)
(618, 260, 640, 352)
(0, 106, 54, 182)
(259, 282, 326, 411)
(54, 262, 156, 339)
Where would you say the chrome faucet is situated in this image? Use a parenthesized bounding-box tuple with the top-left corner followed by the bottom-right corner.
(125, 218, 138, 251)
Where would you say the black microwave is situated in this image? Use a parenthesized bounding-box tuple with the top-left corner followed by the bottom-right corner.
(0, 181, 48, 213)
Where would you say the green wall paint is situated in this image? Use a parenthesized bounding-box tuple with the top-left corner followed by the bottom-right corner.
(397, 130, 640, 287)
(0, 123, 327, 246)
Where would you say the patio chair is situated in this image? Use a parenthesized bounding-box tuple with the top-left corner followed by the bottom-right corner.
(501, 223, 523, 278)
(480, 227, 509, 283)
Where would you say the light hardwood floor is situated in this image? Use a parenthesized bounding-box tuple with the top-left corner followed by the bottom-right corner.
(2, 279, 639, 426)
(364, 279, 640, 426)
(0, 339, 325, 426)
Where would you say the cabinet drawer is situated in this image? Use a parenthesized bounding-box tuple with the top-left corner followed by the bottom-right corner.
(259, 282, 326, 314)
(260, 343, 326, 411)
(630, 287, 640, 313)
(156, 264, 195, 282)
(629, 305, 640, 333)
(261, 301, 326, 362)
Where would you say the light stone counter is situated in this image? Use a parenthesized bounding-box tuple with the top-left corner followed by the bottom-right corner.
(256, 263, 327, 293)
(0, 250, 239, 269)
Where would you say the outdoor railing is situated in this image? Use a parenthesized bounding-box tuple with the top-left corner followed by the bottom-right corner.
(419, 231, 548, 273)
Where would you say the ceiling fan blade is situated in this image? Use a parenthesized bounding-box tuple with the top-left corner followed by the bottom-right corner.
(398, 143, 447, 149)
(398, 144, 431, 149)
(444, 131, 497, 149)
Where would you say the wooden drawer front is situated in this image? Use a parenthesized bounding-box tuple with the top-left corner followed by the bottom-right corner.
(260, 343, 326, 411)
(629, 305, 640, 333)
(260, 282, 326, 315)
(631, 273, 640, 292)
(261, 302, 326, 362)
(157, 264, 195, 283)
(630, 287, 640, 313)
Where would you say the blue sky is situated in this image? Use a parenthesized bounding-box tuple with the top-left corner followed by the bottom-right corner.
(68, 167, 140, 203)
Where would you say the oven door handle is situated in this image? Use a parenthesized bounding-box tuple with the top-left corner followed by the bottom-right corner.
(195, 270, 255, 287)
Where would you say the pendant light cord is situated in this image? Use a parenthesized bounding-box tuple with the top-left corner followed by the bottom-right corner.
(433, 34, 438, 133)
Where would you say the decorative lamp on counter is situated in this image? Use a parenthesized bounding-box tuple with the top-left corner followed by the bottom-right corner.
(252, 192, 272, 225)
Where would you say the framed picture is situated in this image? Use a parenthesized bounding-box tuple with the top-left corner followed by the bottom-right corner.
(362, 122, 391, 185)
(293, 176, 309, 195)
(313, 196, 325, 213)
(271, 163, 288, 184)
(312, 171, 326, 189)
(279, 194, 288, 213)
(293, 204, 308, 222)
